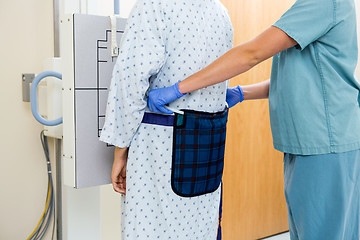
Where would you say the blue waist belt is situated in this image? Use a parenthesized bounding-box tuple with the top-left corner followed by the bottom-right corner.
(141, 112, 174, 126)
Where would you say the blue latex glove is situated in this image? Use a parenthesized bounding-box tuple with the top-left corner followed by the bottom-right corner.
(226, 85, 244, 108)
(148, 81, 186, 114)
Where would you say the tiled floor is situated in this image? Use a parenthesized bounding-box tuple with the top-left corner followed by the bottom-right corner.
(262, 232, 290, 240)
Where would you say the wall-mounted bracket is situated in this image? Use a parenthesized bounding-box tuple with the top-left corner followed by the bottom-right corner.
(22, 73, 35, 102)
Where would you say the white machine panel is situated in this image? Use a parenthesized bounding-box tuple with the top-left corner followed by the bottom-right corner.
(61, 14, 127, 188)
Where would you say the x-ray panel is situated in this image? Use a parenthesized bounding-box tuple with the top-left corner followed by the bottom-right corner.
(72, 14, 127, 188)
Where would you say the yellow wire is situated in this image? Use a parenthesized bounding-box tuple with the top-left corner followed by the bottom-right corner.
(26, 178, 51, 240)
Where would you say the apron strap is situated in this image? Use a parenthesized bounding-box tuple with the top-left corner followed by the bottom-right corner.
(217, 182, 223, 240)
(141, 112, 174, 126)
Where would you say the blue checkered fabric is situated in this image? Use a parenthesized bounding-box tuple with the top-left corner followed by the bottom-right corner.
(171, 109, 228, 197)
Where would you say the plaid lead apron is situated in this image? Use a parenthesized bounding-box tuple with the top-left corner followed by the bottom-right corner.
(171, 109, 228, 197)
(142, 109, 228, 197)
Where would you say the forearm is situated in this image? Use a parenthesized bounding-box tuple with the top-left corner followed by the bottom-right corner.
(179, 43, 258, 94)
(243, 79, 270, 100)
(112, 147, 129, 194)
(114, 147, 129, 162)
(178, 26, 297, 94)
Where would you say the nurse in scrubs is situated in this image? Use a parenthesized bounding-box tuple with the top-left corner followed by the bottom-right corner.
(148, 0, 360, 239)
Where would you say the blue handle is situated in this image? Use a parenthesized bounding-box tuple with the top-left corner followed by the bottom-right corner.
(31, 71, 63, 126)
(114, 0, 120, 15)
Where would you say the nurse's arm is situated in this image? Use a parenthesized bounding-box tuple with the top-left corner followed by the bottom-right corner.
(243, 79, 270, 100)
(178, 26, 297, 94)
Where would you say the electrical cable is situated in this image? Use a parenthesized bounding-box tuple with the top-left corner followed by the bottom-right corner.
(51, 179, 56, 240)
(34, 133, 53, 240)
(36, 131, 55, 240)
(26, 182, 50, 239)
(36, 180, 54, 239)
(30, 134, 52, 240)
(35, 131, 55, 240)
(26, 131, 56, 240)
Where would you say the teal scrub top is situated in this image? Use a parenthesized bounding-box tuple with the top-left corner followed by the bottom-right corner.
(269, 0, 360, 155)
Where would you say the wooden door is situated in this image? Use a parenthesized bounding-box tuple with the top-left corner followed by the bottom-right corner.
(219, 0, 294, 239)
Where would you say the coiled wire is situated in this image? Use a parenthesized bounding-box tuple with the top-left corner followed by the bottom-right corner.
(26, 131, 56, 240)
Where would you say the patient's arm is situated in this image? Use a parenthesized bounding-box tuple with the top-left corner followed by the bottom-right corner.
(111, 147, 129, 194)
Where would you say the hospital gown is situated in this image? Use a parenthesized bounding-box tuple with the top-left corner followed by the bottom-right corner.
(100, 0, 233, 239)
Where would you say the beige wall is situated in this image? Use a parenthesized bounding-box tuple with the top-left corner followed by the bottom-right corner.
(119, 0, 136, 18)
(0, 0, 55, 239)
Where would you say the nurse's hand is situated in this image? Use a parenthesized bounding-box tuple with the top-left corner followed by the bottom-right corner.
(226, 85, 244, 108)
(148, 81, 186, 114)
(112, 147, 128, 195)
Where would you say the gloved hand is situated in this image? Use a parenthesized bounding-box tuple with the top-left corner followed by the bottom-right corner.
(148, 81, 186, 114)
(226, 85, 244, 108)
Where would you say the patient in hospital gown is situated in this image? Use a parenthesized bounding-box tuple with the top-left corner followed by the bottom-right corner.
(100, 0, 233, 239)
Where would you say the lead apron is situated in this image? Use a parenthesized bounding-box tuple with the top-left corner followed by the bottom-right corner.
(172, 109, 228, 197)
(142, 109, 228, 197)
